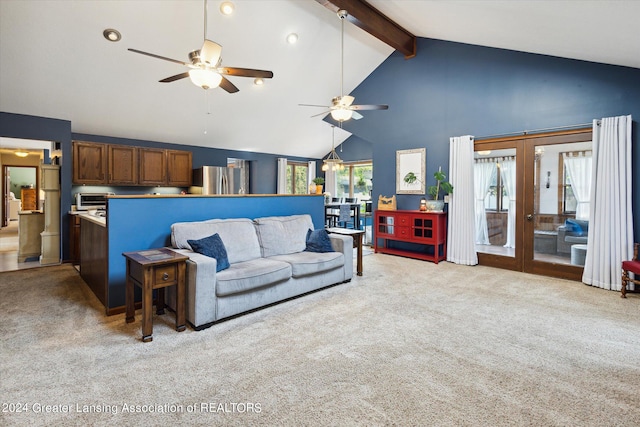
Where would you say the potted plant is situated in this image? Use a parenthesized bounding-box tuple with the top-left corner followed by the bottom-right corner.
(426, 167, 453, 211)
(312, 177, 325, 194)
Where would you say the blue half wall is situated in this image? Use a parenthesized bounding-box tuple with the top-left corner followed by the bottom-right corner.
(106, 194, 324, 309)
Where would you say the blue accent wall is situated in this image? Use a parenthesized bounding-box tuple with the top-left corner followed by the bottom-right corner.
(337, 38, 640, 242)
(106, 195, 324, 309)
(334, 134, 373, 163)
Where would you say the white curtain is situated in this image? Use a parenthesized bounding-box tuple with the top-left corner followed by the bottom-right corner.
(500, 157, 516, 248)
(563, 152, 592, 220)
(474, 159, 496, 245)
(307, 161, 316, 193)
(447, 135, 478, 265)
(324, 169, 337, 198)
(276, 158, 288, 194)
(583, 115, 634, 291)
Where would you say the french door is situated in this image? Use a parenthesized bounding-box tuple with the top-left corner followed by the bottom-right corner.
(474, 128, 592, 281)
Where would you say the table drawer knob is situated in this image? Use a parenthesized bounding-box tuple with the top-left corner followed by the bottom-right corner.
(162, 272, 169, 281)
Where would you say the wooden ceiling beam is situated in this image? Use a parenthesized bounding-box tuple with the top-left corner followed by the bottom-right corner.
(315, 0, 416, 59)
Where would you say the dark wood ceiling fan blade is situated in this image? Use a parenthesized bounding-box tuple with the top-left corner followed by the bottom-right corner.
(350, 104, 389, 111)
(128, 48, 189, 66)
(159, 72, 189, 83)
(219, 76, 239, 93)
(218, 67, 274, 79)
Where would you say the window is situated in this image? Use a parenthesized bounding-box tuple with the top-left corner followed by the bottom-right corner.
(562, 168, 577, 214)
(484, 161, 508, 212)
(286, 161, 308, 195)
(336, 162, 372, 202)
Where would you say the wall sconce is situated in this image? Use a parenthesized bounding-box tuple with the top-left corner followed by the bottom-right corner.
(546, 171, 551, 189)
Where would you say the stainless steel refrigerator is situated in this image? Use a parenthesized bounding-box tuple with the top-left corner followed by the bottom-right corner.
(192, 165, 249, 194)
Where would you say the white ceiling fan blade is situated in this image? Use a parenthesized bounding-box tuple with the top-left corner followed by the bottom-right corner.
(200, 39, 222, 66)
(339, 95, 355, 107)
(351, 111, 363, 120)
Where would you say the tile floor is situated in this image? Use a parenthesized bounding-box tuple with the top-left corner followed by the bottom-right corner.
(0, 220, 42, 272)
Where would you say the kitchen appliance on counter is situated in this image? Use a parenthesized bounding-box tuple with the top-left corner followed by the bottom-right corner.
(75, 192, 113, 211)
(192, 161, 249, 195)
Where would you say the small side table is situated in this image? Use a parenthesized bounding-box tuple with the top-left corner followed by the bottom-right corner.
(326, 227, 364, 276)
(123, 247, 188, 342)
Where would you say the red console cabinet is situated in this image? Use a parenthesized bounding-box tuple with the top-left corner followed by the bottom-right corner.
(374, 210, 447, 263)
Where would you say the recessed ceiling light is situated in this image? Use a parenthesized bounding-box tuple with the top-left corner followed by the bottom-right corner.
(286, 33, 298, 44)
(254, 78, 264, 86)
(103, 29, 121, 42)
(220, 2, 235, 15)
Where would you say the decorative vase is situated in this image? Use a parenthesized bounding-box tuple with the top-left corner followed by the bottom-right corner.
(425, 200, 444, 212)
(309, 183, 317, 194)
(315, 185, 323, 194)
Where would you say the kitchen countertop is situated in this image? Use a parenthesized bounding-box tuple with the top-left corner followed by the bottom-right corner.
(77, 211, 106, 227)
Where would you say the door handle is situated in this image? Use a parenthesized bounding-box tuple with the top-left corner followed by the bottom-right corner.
(526, 214, 533, 221)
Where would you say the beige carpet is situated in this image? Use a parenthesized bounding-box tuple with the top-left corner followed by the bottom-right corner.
(1, 255, 639, 426)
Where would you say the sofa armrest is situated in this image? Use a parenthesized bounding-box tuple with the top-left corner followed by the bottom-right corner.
(172, 249, 219, 328)
(329, 234, 353, 281)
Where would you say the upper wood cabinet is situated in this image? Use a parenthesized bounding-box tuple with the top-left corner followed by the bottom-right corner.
(167, 150, 192, 186)
(72, 141, 192, 187)
(73, 141, 107, 184)
(108, 145, 138, 185)
(138, 148, 167, 186)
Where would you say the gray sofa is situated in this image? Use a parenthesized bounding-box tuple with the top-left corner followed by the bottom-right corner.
(169, 214, 353, 330)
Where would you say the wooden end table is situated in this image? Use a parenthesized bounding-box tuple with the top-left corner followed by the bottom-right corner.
(123, 247, 188, 342)
(326, 227, 364, 276)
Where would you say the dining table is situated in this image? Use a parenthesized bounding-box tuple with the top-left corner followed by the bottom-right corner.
(324, 202, 361, 230)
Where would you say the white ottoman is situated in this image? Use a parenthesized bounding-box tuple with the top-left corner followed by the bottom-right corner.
(570, 244, 588, 266)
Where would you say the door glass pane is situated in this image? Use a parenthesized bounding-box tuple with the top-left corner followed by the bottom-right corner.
(474, 148, 516, 258)
(533, 141, 592, 265)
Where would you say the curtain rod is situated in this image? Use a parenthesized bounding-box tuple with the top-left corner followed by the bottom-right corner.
(474, 121, 599, 141)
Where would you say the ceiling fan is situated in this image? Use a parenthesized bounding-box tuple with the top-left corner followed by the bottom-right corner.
(128, 0, 273, 92)
(299, 9, 388, 122)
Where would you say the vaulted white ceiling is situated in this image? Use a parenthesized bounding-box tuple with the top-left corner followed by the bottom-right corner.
(1, 1, 638, 159)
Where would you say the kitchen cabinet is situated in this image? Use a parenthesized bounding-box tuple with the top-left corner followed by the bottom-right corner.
(108, 145, 138, 185)
(73, 140, 192, 187)
(69, 214, 81, 264)
(73, 141, 107, 184)
(167, 150, 192, 186)
(138, 148, 167, 185)
(374, 210, 447, 263)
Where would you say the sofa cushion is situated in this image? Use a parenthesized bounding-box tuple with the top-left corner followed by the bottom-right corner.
(188, 233, 230, 272)
(171, 218, 261, 264)
(269, 251, 344, 278)
(305, 228, 334, 253)
(254, 214, 314, 257)
(216, 258, 292, 297)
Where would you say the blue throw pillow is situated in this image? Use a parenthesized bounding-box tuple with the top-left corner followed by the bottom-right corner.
(305, 229, 334, 253)
(187, 233, 230, 272)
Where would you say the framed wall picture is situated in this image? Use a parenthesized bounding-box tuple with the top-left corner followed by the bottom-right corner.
(396, 148, 426, 194)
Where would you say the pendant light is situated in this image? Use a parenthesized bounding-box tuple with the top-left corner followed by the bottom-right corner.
(322, 126, 344, 171)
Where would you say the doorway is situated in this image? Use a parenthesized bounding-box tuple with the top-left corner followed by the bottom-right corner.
(474, 128, 592, 281)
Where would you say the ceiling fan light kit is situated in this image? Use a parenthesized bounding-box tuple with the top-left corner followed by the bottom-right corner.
(299, 10, 388, 122)
(128, 0, 272, 92)
(188, 69, 222, 90)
